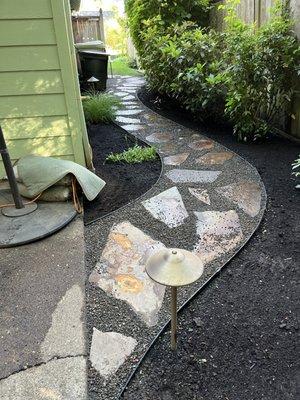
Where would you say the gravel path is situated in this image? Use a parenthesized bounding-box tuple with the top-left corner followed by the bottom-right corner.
(121, 87, 300, 400)
(85, 76, 267, 399)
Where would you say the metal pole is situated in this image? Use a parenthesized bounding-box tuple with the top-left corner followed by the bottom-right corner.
(171, 286, 177, 351)
(0, 126, 24, 209)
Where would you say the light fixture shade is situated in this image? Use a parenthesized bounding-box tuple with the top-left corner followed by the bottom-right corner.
(145, 248, 204, 287)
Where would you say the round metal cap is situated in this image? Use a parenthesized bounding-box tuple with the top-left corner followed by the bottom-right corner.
(145, 248, 204, 287)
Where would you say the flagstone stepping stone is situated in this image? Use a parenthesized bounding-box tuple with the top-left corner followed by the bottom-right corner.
(188, 188, 211, 205)
(166, 169, 221, 183)
(122, 95, 136, 101)
(90, 329, 137, 379)
(215, 181, 262, 217)
(159, 142, 179, 154)
(116, 109, 142, 116)
(89, 222, 166, 326)
(164, 153, 189, 166)
(196, 151, 234, 165)
(142, 187, 188, 228)
(146, 132, 173, 143)
(188, 139, 214, 151)
(116, 116, 141, 124)
(121, 124, 145, 132)
(114, 92, 129, 97)
(194, 210, 243, 264)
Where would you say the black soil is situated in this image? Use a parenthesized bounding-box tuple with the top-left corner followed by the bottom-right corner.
(83, 122, 161, 224)
(122, 88, 300, 400)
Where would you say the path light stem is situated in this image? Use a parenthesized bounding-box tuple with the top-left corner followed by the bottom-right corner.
(171, 286, 177, 351)
(0, 126, 24, 209)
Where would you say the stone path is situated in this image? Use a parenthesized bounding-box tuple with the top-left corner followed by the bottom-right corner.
(85, 76, 267, 399)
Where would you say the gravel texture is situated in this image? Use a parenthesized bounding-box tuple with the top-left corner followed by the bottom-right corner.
(120, 88, 300, 400)
(84, 78, 267, 400)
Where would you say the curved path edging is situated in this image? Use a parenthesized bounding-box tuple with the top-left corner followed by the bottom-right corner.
(85, 76, 267, 400)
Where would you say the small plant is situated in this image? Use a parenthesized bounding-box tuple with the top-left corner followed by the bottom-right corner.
(106, 145, 157, 163)
(82, 92, 121, 124)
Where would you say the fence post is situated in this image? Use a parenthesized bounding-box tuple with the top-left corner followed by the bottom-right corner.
(99, 8, 105, 44)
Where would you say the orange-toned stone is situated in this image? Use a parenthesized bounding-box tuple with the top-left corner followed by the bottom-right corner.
(111, 233, 132, 250)
(164, 153, 189, 166)
(115, 274, 144, 293)
(196, 151, 233, 165)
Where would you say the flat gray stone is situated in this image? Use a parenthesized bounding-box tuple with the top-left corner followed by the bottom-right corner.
(188, 188, 211, 205)
(142, 187, 188, 228)
(166, 169, 221, 183)
(90, 329, 137, 379)
(122, 95, 135, 101)
(116, 109, 142, 116)
(121, 124, 145, 132)
(194, 210, 243, 264)
(89, 221, 166, 326)
(0, 357, 87, 400)
(116, 116, 141, 124)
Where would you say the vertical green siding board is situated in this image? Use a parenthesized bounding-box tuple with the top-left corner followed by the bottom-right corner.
(0, 20, 56, 46)
(50, 0, 87, 166)
(63, 0, 93, 169)
(0, 0, 52, 19)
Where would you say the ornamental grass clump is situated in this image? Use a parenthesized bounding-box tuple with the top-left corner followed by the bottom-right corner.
(82, 92, 122, 124)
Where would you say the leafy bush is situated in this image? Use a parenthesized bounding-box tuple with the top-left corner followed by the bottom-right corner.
(106, 145, 157, 163)
(222, 0, 300, 140)
(82, 92, 121, 124)
(127, 0, 300, 141)
(126, 0, 210, 54)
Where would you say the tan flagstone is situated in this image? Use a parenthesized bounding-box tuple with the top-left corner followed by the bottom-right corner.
(188, 188, 211, 205)
(194, 210, 243, 264)
(146, 132, 173, 143)
(188, 139, 214, 151)
(196, 151, 233, 165)
(164, 153, 189, 166)
(216, 181, 262, 217)
(89, 222, 166, 326)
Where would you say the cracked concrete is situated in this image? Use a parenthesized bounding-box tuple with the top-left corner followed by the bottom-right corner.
(0, 216, 87, 397)
(0, 356, 87, 400)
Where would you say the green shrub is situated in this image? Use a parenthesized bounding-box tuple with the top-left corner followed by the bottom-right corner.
(126, 0, 210, 54)
(222, 0, 300, 141)
(127, 0, 300, 141)
(82, 92, 121, 124)
(106, 145, 157, 163)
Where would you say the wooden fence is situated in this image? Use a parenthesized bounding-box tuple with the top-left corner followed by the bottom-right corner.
(210, 0, 300, 139)
(72, 10, 105, 44)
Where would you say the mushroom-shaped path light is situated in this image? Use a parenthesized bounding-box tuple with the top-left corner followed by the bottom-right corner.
(146, 248, 204, 350)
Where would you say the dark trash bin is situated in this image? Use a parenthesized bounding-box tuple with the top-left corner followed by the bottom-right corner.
(79, 50, 108, 91)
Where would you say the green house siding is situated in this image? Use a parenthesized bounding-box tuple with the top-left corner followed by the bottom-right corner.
(0, 0, 91, 177)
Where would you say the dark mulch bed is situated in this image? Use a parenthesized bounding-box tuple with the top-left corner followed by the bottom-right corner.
(122, 88, 300, 400)
(83, 122, 161, 224)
